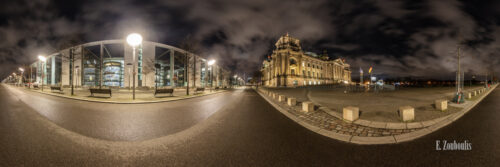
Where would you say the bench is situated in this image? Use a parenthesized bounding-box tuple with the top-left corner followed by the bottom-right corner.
(89, 88, 112, 97)
(195, 87, 205, 93)
(154, 88, 174, 96)
(50, 86, 63, 92)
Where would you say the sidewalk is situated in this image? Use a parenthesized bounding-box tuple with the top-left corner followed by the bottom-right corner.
(15, 86, 227, 104)
(258, 84, 497, 144)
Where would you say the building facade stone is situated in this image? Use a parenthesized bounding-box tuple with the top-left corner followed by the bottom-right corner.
(261, 34, 351, 87)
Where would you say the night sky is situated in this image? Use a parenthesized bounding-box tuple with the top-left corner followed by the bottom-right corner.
(1, 0, 500, 80)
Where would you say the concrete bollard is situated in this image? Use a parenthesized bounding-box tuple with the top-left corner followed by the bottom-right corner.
(343, 106, 360, 122)
(302, 101, 314, 112)
(287, 97, 297, 106)
(473, 91, 477, 96)
(399, 106, 415, 121)
(467, 93, 472, 99)
(278, 95, 285, 102)
(435, 99, 448, 111)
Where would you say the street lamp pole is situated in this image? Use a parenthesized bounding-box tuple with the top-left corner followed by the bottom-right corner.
(133, 47, 136, 99)
(127, 33, 143, 100)
(19, 68, 24, 87)
(75, 66, 79, 88)
(210, 66, 213, 92)
(30, 65, 32, 89)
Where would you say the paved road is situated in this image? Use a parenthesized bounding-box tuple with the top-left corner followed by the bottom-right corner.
(0, 84, 499, 166)
(3, 85, 231, 141)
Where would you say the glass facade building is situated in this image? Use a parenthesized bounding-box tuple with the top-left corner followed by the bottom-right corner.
(28, 40, 231, 89)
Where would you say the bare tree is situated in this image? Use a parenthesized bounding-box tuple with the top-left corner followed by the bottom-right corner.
(179, 34, 201, 94)
(142, 57, 156, 88)
(56, 34, 84, 94)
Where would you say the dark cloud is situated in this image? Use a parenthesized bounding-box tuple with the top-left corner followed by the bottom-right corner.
(1, 0, 500, 80)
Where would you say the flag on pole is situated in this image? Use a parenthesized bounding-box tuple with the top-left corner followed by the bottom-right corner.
(368, 66, 373, 73)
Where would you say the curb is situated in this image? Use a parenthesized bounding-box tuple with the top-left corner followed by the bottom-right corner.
(11, 85, 227, 104)
(257, 84, 497, 144)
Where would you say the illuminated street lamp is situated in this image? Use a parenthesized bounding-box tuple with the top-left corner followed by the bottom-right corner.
(126, 33, 143, 100)
(208, 59, 216, 92)
(38, 55, 46, 91)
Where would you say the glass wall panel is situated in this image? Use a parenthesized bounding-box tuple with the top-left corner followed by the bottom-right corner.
(102, 44, 124, 87)
(82, 45, 101, 86)
(46, 54, 62, 85)
(208, 64, 213, 87)
(56, 55, 62, 85)
(46, 56, 53, 84)
(137, 46, 143, 86)
(174, 51, 186, 87)
(36, 61, 44, 84)
(200, 60, 206, 87)
(155, 47, 171, 87)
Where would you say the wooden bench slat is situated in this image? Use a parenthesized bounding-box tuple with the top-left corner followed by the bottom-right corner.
(50, 86, 63, 92)
(89, 88, 112, 97)
(154, 88, 174, 96)
(195, 88, 205, 93)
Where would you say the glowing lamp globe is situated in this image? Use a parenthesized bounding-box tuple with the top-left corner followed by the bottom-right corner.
(208, 59, 216, 66)
(38, 55, 46, 62)
(126, 33, 143, 47)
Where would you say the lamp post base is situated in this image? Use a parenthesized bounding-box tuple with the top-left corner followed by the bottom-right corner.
(452, 92, 465, 104)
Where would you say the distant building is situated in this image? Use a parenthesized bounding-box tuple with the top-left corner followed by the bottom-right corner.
(261, 34, 351, 87)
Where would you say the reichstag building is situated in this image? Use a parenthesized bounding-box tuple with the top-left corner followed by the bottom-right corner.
(261, 34, 351, 87)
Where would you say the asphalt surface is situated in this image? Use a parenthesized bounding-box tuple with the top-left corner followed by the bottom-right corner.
(0, 84, 499, 166)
